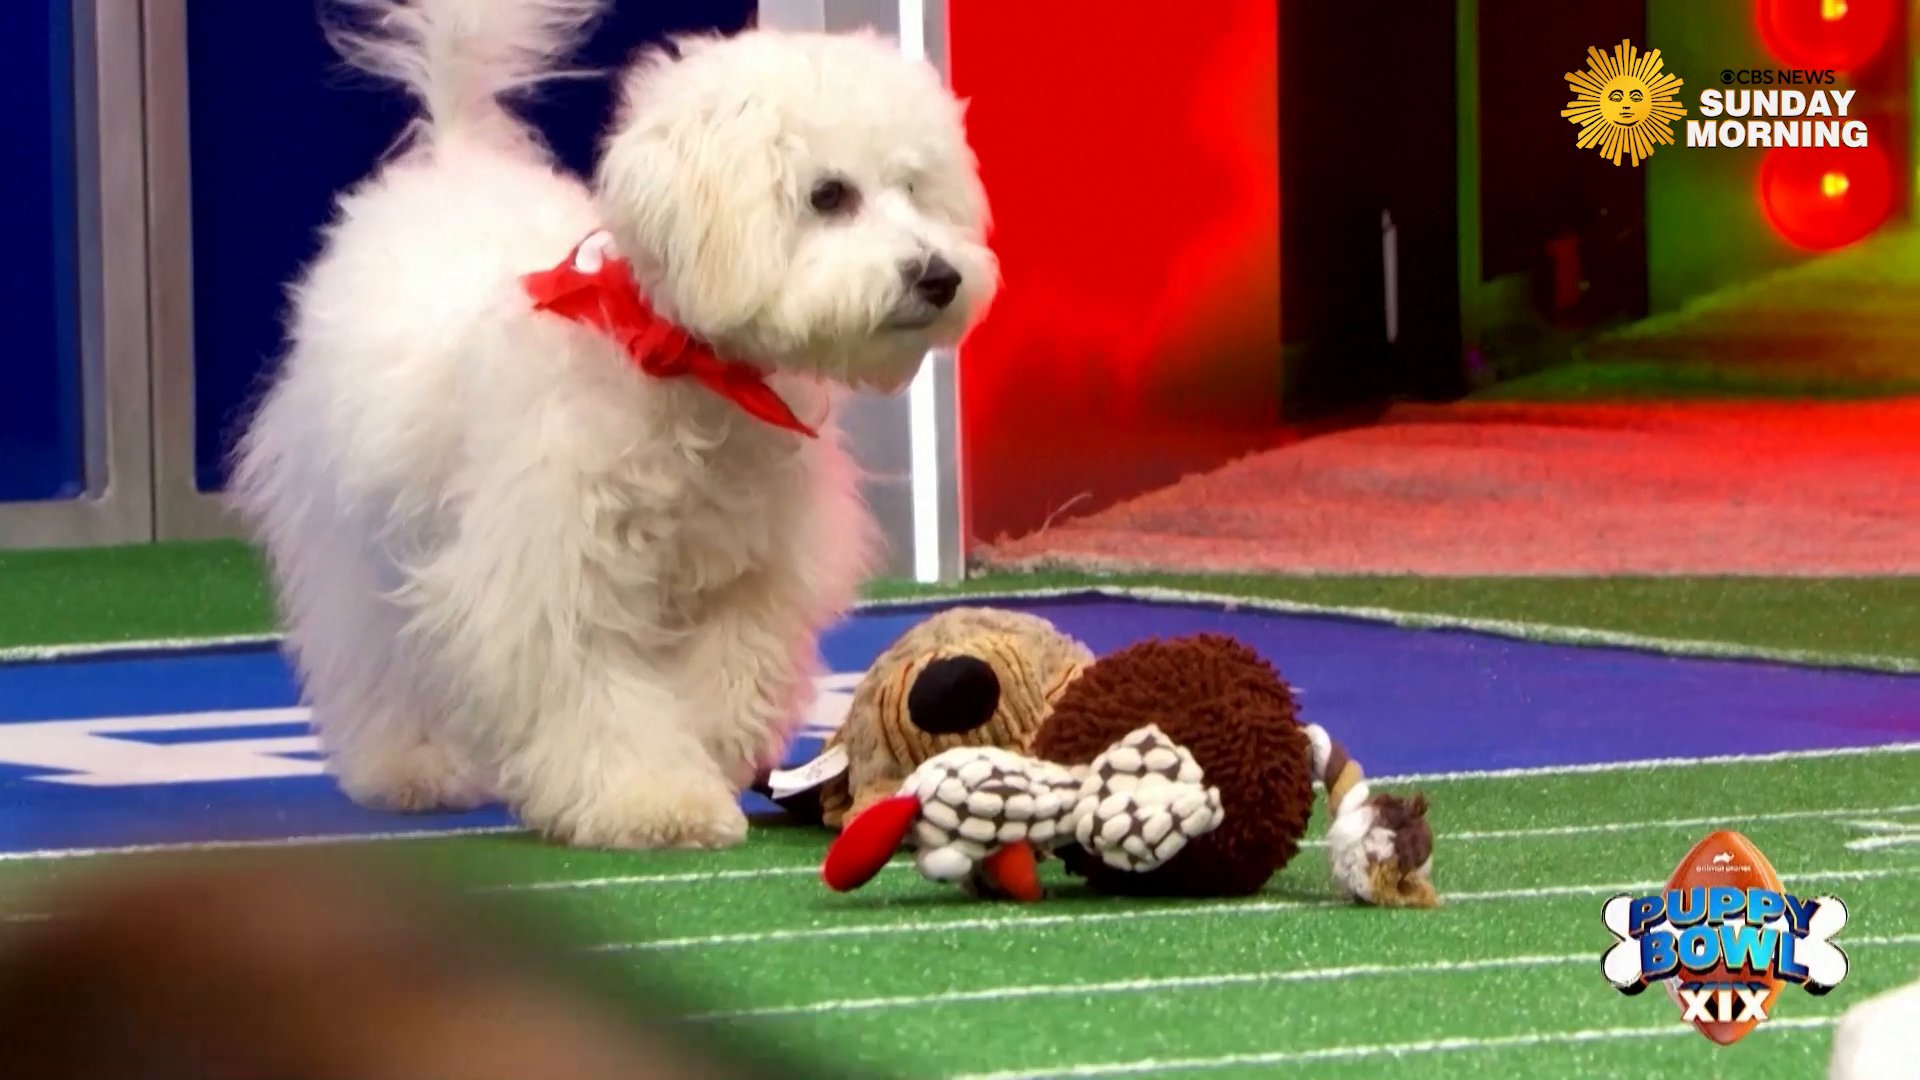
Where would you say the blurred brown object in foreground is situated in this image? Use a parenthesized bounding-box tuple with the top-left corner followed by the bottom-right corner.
(0, 855, 806, 1080)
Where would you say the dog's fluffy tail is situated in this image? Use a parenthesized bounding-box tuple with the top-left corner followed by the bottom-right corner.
(327, 0, 604, 151)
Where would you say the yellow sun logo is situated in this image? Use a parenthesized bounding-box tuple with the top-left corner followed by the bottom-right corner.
(1562, 40, 1686, 167)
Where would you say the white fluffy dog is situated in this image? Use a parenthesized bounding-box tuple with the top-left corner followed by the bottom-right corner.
(233, 0, 996, 849)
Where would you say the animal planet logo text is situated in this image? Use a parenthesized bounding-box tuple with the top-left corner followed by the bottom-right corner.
(1600, 849, 1849, 1044)
(1563, 40, 1872, 166)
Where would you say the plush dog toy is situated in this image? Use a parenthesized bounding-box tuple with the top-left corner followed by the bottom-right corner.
(822, 633, 1439, 907)
(813, 607, 1093, 828)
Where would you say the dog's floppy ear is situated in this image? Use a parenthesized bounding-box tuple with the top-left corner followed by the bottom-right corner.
(594, 50, 789, 339)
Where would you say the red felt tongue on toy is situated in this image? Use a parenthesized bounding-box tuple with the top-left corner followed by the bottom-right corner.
(981, 842, 1043, 903)
(822, 794, 921, 891)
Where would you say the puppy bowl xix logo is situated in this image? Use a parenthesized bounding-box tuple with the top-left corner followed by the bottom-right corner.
(1600, 831, 1849, 1046)
(1562, 39, 1687, 167)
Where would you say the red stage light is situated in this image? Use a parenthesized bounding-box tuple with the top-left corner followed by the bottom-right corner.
(1758, 141, 1894, 250)
(1755, 0, 1897, 71)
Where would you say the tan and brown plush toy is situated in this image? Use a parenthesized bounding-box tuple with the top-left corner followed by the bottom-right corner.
(823, 633, 1439, 909)
(816, 607, 1093, 828)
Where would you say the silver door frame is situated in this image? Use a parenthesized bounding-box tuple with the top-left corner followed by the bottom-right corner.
(145, 0, 239, 541)
(0, 0, 154, 549)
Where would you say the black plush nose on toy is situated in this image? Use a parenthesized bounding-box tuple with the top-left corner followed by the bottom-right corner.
(907, 656, 1001, 735)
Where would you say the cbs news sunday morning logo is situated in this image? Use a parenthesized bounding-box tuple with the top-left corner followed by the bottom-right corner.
(1601, 830, 1850, 1045)
(1562, 39, 1871, 166)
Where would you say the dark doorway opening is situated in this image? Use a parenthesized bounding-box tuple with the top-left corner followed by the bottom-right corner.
(1475, 0, 1650, 376)
(1279, 0, 1466, 423)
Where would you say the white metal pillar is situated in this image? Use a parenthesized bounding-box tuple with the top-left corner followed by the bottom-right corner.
(759, 0, 966, 584)
(144, 0, 238, 542)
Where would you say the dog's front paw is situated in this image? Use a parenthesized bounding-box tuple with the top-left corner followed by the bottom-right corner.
(334, 741, 494, 813)
(526, 776, 749, 851)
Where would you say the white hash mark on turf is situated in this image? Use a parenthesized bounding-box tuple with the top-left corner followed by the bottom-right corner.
(1843, 818, 1920, 852)
(591, 865, 1919, 952)
(679, 934, 1920, 1024)
(944, 1016, 1841, 1080)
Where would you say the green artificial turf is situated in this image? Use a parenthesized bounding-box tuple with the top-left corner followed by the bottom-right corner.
(1474, 359, 1920, 403)
(5, 749, 1916, 1078)
(3, 543, 1918, 669)
(1471, 226, 1920, 403)
(0, 542, 275, 650)
(884, 574, 1920, 669)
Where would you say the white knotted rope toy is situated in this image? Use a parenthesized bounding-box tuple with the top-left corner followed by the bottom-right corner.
(822, 724, 1224, 901)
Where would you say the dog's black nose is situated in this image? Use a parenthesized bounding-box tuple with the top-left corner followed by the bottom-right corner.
(912, 255, 962, 310)
(907, 655, 999, 735)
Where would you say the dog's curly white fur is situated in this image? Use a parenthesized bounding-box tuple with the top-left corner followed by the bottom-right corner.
(233, 0, 996, 849)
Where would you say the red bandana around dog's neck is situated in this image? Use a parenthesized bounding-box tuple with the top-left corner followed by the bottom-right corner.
(521, 231, 817, 438)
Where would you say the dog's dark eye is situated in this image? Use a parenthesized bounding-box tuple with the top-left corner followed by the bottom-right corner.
(810, 178, 857, 216)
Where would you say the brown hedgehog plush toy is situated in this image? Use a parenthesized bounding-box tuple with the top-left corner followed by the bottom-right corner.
(822, 631, 1439, 908)
(1030, 634, 1315, 898)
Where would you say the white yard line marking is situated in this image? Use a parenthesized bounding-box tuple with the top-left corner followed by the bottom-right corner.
(492, 798, 1920, 893)
(1439, 801, 1920, 843)
(0, 824, 524, 864)
(590, 905, 1230, 953)
(11, 584, 1918, 673)
(483, 865, 821, 892)
(947, 1015, 1840, 1080)
(1381, 740, 1920, 785)
(2, 746, 1913, 866)
(685, 933, 1920, 1024)
(1, 860, 821, 921)
(1074, 585, 1920, 674)
(592, 864, 1919, 953)
(0, 632, 284, 663)
(1088, 586, 1920, 674)
(690, 954, 1584, 1023)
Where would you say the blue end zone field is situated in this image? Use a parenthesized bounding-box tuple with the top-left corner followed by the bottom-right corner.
(2, 594, 1916, 856)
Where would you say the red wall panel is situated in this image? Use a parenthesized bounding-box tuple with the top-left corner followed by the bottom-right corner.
(950, 1, 1283, 544)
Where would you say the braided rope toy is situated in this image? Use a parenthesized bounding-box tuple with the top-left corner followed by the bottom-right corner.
(1307, 723, 1439, 908)
(823, 719, 1435, 907)
(822, 724, 1224, 902)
